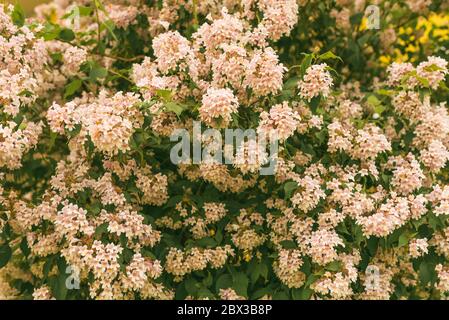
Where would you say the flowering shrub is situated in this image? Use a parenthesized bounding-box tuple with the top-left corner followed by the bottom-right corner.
(1, 0, 449, 300)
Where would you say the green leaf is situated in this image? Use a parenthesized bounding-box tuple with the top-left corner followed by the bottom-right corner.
(215, 274, 233, 292)
(48, 273, 68, 300)
(419, 262, 435, 285)
(439, 81, 449, 91)
(50, 52, 63, 63)
(357, 33, 371, 47)
(197, 287, 214, 299)
(58, 28, 75, 42)
(325, 260, 342, 272)
(416, 75, 430, 88)
(280, 240, 298, 249)
(381, 173, 391, 186)
(251, 262, 262, 283)
(64, 6, 93, 19)
(215, 229, 223, 244)
(11, 4, 25, 27)
(308, 96, 321, 113)
(43, 256, 55, 277)
(64, 79, 82, 98)
(299, 53, 315, 77)
(94, 222, 108, 238)
(423, 64, 443, 72)
(304, 274, 319, 287)
(292, 287, 313, 300)
(398, 233, 409, 248)
(350, 12, 364, 26)
(300, 287, 314, 300)
(202, 272, 213, 287)
(318, 51, 343, 63)
(273, 290, 289, 300)
(20, 238, 30, 257)
(78, 6, 93, 16)
(367, 237, 379, 256)
(163, 195, 184, 208)
(94, 0, 106, 11)
(376, 89, 394, 96)
(283, 76, 299, 90)
(366, 95, 381, 106)
(283, 181, 298, 199)
(102, 20, 118, 42)
(300, 257, 312, 275)
(374, 104, 386, 115)
(353, 224, 364, 245)
(41, 23, 61, 41)
(251, 287, 271, 300)
(195, 237, 217, 248)
(315, 130, 327, 144)
(156, 89, 173, 102)
(164, 102, 185, 116)
(89, 66, 108, 82)
(232, 272, 248, 297)
(259, 263, 269, 280)
(0, 244, 12, 268)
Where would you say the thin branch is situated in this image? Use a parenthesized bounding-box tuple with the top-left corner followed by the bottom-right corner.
(108, 69, 133, 83)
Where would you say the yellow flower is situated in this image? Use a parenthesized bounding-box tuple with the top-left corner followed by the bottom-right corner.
(243, 251, 252, 262)
(360, 17, 367, 31)
(379, 55, 391, 66)
(405, 44, 418, 53)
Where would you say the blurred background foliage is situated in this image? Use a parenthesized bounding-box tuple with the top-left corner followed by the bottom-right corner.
(4, 0, 48, 14)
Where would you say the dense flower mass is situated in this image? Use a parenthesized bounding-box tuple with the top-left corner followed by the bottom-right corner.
(1, 0, 449, 301)
(199, 87, 239, 128)
(298, 63, 334, 101)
